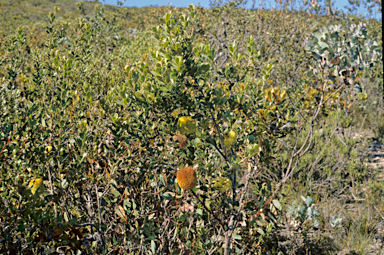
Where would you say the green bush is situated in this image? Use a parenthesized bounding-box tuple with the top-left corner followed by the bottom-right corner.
(0, 0, 382, 254)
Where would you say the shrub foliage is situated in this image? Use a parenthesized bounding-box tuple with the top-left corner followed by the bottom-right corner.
(0, 0, 382, 254)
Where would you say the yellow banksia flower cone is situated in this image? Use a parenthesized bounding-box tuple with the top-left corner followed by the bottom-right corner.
(224, 130, 237, 149)
(176, 167, 197, 190)
(212, 177, 232, 192)
(28, 178, 44, 195)
(178, 116, 197, 135)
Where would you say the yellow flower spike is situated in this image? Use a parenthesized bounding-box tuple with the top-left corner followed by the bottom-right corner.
(224, 138, 231, 149)
(45, 146, 52, 153)
(176, 167, 197, 190)
(265, 88, 273, 101)
(224, 130, 237, 149)
(178, 116, 197, 135)
(28, 178, 44, 195)
(228, 130, 237, 139)
(212, 177, 232, 192)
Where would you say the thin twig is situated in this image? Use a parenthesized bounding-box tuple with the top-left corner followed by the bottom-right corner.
(47, 166, 57, 216)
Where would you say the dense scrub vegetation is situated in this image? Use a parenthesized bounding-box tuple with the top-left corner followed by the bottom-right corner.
(0, 0, 382, 254)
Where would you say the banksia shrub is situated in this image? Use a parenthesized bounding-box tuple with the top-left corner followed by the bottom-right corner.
(178, 116, 197, 135)
(176, 167, 197, 190)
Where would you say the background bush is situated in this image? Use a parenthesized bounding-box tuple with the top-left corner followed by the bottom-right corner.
(0, 0, 382, 254)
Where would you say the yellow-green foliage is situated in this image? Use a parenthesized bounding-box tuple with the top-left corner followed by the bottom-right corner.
(0, 0, 382, 254)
